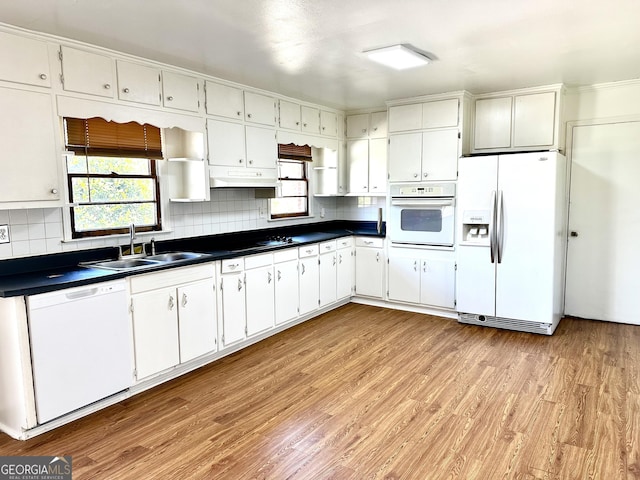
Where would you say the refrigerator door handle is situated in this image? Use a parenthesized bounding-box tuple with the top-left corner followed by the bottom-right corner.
(489, 190, 497, 263)
(497, 190, 504, 263)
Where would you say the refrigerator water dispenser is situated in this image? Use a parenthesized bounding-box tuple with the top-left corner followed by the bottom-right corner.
(462, 210, 490, 243)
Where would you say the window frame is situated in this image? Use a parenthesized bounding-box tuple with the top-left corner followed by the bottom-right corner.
(270, 158, 310, 220)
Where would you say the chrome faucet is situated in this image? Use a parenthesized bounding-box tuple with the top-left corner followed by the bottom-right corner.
(129, 223, 136, 255)
(150, 237, 156, 256)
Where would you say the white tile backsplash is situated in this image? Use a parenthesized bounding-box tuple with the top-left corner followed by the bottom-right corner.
(0, 192, 385, 260)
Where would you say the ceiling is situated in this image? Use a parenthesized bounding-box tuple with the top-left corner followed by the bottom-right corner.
(2, 0, 640, 110)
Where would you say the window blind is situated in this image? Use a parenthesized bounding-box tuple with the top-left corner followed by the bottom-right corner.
(277, 143, 312, 161)
(65, 117, 163, 159)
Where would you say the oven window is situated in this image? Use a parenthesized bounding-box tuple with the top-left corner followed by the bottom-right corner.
(400, 209, 442, 232)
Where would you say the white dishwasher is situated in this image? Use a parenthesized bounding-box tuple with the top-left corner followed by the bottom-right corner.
(27, 279, 133, 424)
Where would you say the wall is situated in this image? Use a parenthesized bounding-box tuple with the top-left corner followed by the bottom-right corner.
(564, 79, 640, 123)
(0, 191, 385, 260)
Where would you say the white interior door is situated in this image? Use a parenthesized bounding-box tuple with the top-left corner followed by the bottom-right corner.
(565, 121, 640, 324)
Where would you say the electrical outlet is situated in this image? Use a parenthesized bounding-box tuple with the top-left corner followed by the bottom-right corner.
(320, 208, 325, 218)
(0, 225, 9, 244)
(258, 205, 266, 219)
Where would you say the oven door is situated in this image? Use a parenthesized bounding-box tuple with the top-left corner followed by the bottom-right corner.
(389, 197, 455, 246)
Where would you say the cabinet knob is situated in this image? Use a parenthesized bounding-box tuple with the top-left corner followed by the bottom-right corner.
(414, 173, 419, 178)
(104, 83, 111, 89)
(372, 186, 377, 190)
(322, 126, 325, 131)
(50, 188, 58, 195)
(303, 123, 307, 127)
(247, 113, 252, 118)
(296, 121, 300, 125)
(123, 87, 130, 93)
(423, 173, 429, 178)
(239, 159, 243, 164)
(373, 127, 378, 132)
(363, 186, 367, 190)
(249, 160, 253, 165)
(39, 73, 47, 80)
(166, 95, 173, 101)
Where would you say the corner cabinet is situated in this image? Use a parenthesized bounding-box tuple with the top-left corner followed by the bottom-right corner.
(471, 85, 565, 154)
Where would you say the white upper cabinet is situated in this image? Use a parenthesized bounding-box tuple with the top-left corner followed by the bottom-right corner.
(422, 98, 459, 129)
(162, 71, 200, 112)
(320, 110, 338, 137)
(207, 119, 246, 167)
(205, 81, 244, 119)
(301, 105, 320, 134)
(369, 111, 388, 138)
(422, 128, 459, 181)
(0, 31, 51, 87)
(279, 99, 301, 130)
(346, 113, 370, 138)
(245, 125, 277, 168)
(244, 91, 276, 126)
(368, 138, 388, 193)
(388, 132, 422, 181)
(60, 46, 115, 98)
(388, 104, 422, 132)
(471, 86, 563, 153)
(116, 60, 161, 106)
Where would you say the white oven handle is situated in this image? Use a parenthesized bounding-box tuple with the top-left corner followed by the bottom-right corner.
(390, 198, 454, 207)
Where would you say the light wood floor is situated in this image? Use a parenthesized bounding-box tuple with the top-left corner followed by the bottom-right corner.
(2, 303, 640, 479)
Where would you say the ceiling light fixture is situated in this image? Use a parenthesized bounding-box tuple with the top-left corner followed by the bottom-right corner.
(364, 44, 432, 70)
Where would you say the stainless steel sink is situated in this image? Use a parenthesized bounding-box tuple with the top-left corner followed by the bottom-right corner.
(81, 251, 205, 271)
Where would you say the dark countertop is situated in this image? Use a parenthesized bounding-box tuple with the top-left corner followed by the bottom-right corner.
(0, 220, 385, 298)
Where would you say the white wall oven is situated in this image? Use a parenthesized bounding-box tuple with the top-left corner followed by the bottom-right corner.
(389, 183, 456, 246)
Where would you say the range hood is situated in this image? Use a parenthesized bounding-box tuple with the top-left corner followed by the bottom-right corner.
(209, 166, 279, 189)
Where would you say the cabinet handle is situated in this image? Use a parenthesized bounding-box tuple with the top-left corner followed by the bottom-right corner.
(238, 278, 243, 291)
(363, 186, 367, 190)
(376, 252, 380, 262)
(277, 270, 281, 281)
(39, 73, 47, 80)
(413, 173, 419, 178)
(333, 256, 336, 266)
(239, 159, 243, 164)
(168, 295, 175, 310)
(247, 113, 252, 118)
(325, 245, 331, 250)
(423, 172, 429, 178)
(322, 126, 325, 131)
(237, 111, 242, 116)
(228, 263, 238, 270)
(364, 240, 373, 245)
(167, 95, 174, 101)
(372, 185, 377, 189)
(301, 263, 306, 275)
(306, 249, 313, 254)
(249, 160, 253, 165)
(414, 260, 418, 272)
(339, 254, 342, 264)
(123, 87, 130, 93)
(104, 83, 111, 90)
(373, 127, 378, 132)
(423, 261, 427, 273)
(296, 121, 300, 125)
(303, 123, 307, 127)
(50, 188, 58, 195)
(182, 293, 188, 307)
(268, 271, 272, 284)
(362, 128, 367, 133)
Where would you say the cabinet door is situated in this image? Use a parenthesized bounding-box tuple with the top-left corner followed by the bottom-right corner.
(299, 256, 319, 315)
(473, 96, 512, 150)
(205, 81, 244, 119)
(207, 119, 246, 167)
(336, 247, 354, 299)
(319, 252, 337, 307)
(346, 114, 369, 138)
(177, 279, 217, 363)
(420, 258, 456, 308)
(355, 247, 384, 298)
(368, 138, 388, 194)
(421, 128, 459, 181)
(388, 104, 422, 132)
(301, 106, 320, 134)
(131, 287, 180, 379)
(244, 91, 276, 126)
(320, 110, 337, 136)
(279, 100, 301, 130)
(116, 60, 161, 106)
(0, 31, 51, 87)
(388, 256, 420, 304)
(162, 71, 200, 112)
(388, 132, 422, 182)
(275, 259, 299, 325)
(422, 98, 459, 129)
(347, 139, 369, 194)
(60, 46, 115, 98)
(245, 266, 275, 336)
(513, 92, 556, 147)
(370, 111, 388, 138)
(245, 125, 277, 169)
(220, 272, 246, 347)
(0, 87, 60, 203)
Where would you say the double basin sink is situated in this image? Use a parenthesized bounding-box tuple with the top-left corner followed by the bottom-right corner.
(82, 252, 205, 272)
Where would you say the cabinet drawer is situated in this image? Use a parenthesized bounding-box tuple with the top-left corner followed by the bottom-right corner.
(245, 252, 273, 269)
(130, 263, 214, 293)
(299, 244, 319, 258)
(221, 258, 244, 273)
(355, 237, 384, 248)
(337, 236, 354, 249)
(274, 248, 298, 263)
(319, 240, 337, 253)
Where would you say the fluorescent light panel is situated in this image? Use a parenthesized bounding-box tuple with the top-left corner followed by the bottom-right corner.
(364, 44, 431, 70)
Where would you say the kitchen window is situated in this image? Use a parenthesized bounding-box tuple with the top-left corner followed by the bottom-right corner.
(64, 117, 163, 238)
(270, 144, 311, 219)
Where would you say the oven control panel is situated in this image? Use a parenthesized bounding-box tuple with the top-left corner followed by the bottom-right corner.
(390, 182, 456, 197)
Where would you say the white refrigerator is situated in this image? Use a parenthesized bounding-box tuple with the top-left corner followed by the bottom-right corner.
(456, 152, 568, 335)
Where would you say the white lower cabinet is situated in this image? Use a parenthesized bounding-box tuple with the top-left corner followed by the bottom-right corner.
(299, 244, 320, 315)
(387, 248, 456, 309)
(336, 237, 355, 299)
(319, 241, 337, 307)
(354, 237, 385, 298)
(274, 248, 300, 325)
(218, 258, 246, 348)
(245, 253, 275, 336)
(130, 264, 216, 380)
